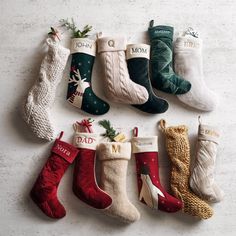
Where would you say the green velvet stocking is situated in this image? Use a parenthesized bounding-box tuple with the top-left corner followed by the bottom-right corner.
(126, 44, 169, 114)
(148, 20, 191, 95)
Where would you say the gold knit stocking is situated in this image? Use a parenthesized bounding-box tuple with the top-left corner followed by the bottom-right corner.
(159, 119, 213, 219)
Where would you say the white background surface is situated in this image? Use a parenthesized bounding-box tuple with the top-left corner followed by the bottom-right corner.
(0, 0, 236, 235)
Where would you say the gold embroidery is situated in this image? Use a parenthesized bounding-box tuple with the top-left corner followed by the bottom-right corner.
(112, 144, 120, 153)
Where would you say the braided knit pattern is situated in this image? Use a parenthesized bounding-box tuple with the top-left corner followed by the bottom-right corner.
(100, 50, 148, 104)
(22, 39, 70, 141)
(162, 124, 213, 219)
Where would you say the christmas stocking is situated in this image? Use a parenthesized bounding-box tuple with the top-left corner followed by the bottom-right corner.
(190, 118, 224, 202)
(159, 120, 213, 219)
(97, 35, 149, 104)
(98, 142, 140, 223)
(174, 28, 218, 111)
(67, 38, 110, 115)
(22, 37, 70, 141)
(132, 128, 183, 212)
(72, 120, 112, 209)
(148, 20, 191, 94)
(30, 132, 79, 219)
(126, 43, 169, 114)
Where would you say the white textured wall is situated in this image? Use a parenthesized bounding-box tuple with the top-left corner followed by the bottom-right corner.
(0, 0, 235, 235)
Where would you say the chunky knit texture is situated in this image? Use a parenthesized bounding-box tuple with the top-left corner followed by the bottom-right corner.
(159, 120, 213, 219)
(174, 33, 218, 111)
(98, 142, 140, 223)
(190, 123, 224, 202)
(97, 36, 148, 105)
(30, 132, 79, 219)
(22, 38, 70, 141)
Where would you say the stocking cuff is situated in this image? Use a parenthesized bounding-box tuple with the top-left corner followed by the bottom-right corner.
(126, 44, 150, 60)
(98, 142, 131, 161)
(52, 139, 79, 163)
(132, 136, 158, 153)
(148, 25, 173, 40)
(198, 124, 220, 144)
(70, 38, 96, 56)
(73, 132, 98, 150)
(175, 36, 202, 52)
(97, 36, 127, 53)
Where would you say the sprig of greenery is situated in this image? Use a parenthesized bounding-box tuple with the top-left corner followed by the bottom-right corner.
(60, 18, 92, 38)
(99, 120, 119, 142)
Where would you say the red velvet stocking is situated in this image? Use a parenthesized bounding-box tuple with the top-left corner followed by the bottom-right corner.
(132, 131, 183, 213)
(73, 131, 112, 209)
(30, 132, 79, 219)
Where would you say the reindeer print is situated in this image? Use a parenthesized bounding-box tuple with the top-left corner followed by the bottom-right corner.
(67, 68, 90, 108)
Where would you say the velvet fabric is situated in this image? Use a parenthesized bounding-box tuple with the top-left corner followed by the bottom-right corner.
(148, 22, 191, 94)
(73, 148, 112, 209)
(135, 152, 183, 212)
(30, 136, 79, 219)
(127, 57, 169, 114)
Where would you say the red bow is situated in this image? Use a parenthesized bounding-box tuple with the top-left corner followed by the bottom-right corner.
(77, 118, 94, 133)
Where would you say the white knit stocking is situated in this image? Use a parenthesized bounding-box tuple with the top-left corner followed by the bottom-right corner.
(22, 38, 70, 141)
(97, 35, 148, 105)
(174, 32, 218, 111)
(190, 121, 224, 202)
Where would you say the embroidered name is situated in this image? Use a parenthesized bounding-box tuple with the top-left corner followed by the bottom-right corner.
(55, 144, 71, 156)
(184, 41, 199, 48)
(111, 144, 120, 153)
(154, 29, 171, 34)
(76, 136, 96, 144)
(74, 42, 93, 49)
(131, 47, 147, 54)
(202, 129, 219, 137)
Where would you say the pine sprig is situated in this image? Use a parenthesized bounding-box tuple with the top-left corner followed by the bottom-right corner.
(99, 120, 119, 142)
(60, 18, 92, 38)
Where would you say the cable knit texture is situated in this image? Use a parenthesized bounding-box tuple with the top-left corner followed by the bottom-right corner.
(174, 34, 218, 111)
(159, 120, 213, 219)
(97, 36, 148, 105)
(98, 142, 140, 223)
(190, 124, 224, 202)
(22, 38, 70, 141)
(30, 136, 79, 219)
(72, 132, 112, 209)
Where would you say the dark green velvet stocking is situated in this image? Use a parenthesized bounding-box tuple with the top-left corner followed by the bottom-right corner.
(67, 52, 109, 115)
(127, 56, 169, 114)
(148, 20, 191, 95)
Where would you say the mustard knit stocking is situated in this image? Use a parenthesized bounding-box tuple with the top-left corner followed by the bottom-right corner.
(159, 120, 213, 219)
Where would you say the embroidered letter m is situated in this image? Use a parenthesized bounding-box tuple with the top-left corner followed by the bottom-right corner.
(111, 144, 120, 153)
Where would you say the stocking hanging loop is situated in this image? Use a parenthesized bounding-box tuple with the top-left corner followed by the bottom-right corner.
(149, 20, 154, 28)
(133, 127, 138, 137)
(159, 119, 166, 131)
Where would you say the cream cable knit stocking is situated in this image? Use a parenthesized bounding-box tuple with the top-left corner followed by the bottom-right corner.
(22, 38, 70, 141)
(97, 35, 148, 104)
(174, 32, 218, 111)
(190, 120, 224, 202)
(98, 142, 140, 223)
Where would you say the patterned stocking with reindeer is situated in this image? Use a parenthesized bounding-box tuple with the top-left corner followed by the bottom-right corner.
(67, 38, 110, 115)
